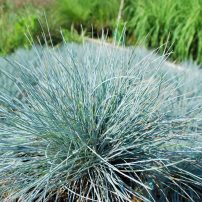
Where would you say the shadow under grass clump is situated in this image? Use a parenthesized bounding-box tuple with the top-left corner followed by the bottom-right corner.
(0, 42, 202, 201)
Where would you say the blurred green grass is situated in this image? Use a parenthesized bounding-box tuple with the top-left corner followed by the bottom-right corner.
(125, 0, 202, 63)
(0, 0, 82, 55)
(1, 0, 202, 64)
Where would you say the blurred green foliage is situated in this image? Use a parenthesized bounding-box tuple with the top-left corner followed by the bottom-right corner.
(1, 0, 202, 64)
(0, 0, 82, 55)
(0, 3, 39, 54)
(54, 0, 119, 29)
(125, 0, 202, 63)
(4, 14, 38, 53)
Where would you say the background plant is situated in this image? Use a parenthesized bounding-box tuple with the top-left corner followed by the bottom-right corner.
(0, 2, 40, 55)
(124, 0, 202, 63)
(1, 0, 202, 64)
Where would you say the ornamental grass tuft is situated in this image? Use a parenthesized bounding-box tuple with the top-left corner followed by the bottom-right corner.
(0, 41, 202, 201)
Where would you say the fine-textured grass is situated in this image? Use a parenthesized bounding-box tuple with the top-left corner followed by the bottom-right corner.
(0, 46, 43, 96)
(0, 41, 202, 201)
(125, 0, 202, 63)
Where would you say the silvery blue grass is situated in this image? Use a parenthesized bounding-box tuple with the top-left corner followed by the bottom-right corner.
(0, 42, 202, 201)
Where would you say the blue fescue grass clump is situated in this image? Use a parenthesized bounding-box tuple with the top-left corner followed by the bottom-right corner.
(0, 46, 43, 123)
(0, 42, 202, 201)
(0, 46, 43, 96)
